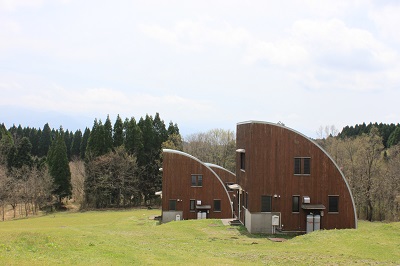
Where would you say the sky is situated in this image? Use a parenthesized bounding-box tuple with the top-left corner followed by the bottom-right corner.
(1, 0, 400, 138)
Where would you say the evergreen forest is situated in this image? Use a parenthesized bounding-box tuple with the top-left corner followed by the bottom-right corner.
(0, 113, 182, 220)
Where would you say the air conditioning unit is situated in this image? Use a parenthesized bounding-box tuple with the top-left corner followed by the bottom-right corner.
(197, 200, 202, 205)
(303, 196, 310, 204)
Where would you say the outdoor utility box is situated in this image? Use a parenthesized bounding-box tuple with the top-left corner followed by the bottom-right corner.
(201, 212, 207, 219)
(306, 214, 314, 233)
(313, 215, 321, 231)
(272, 215, 280, 226)
(303, 196, 311, 204)
(175, 214, 181, 221)
(197, 212, 202, 220)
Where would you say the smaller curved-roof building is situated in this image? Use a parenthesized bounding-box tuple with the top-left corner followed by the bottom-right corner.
(161, 149, 235, 223)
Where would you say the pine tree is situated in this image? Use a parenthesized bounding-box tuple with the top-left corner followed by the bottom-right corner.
(38, 123, 52, 157)
(29, 128, 40, 157)
(0, 127, 14, 166)
(104, 115, 113, 153)
(64, 130, 73, 161)
(86, 119, 105, 158)
(113, 114, 124, 148)
(15, 137, 33, 168)
(80, 128, 90, 159)
(47, 129, 72, 202)
(153, 113, 168, 148)
(137, 114, 164, 204)
(388, 126, 400, 147)
(124, 117, 143, 155)
(70, 129, 82, 159)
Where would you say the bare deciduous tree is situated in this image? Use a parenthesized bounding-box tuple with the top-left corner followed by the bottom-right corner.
(184, 129, 236, 172)
(70, 159, 86, 205)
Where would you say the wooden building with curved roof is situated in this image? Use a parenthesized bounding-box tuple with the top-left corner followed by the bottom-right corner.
(234, 121, 357, 233)
(161, 149, 235, 223)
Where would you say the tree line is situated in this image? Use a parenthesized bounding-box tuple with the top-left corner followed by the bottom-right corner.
(318, 124, 400, 222)
(339, 122, 400, 148)
(1, 117, 398, 222)
(0, 113, 182, 219)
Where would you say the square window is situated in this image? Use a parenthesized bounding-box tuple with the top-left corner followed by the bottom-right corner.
(261, 195, 272, 212)
(294, 157, 311, 175)
(292, 196, 300, 212)
(191, 175, 203, 187)
(214, 199, 221, 212)
(328, 196, 339, 213)
(169, 200, 177, 211)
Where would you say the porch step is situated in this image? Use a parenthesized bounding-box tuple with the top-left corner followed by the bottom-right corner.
(229, 219, 242, 226)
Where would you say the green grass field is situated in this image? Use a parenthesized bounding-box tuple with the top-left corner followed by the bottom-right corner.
(0, 209, 399, 265)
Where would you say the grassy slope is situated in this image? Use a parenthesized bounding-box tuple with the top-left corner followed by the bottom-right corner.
(0, 209, 399, 265)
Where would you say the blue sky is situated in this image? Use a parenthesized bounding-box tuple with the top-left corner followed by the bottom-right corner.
(1, 0, 400, 138)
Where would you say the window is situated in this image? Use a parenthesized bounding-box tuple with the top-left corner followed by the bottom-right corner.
(169, 200, 177, 210)
(294, 158, 301, 174)
(214, 199, 221, 212)
(328, 196, 339, 213)
(245, 192, 249, 208)
(261, 195, 272, 212)
(292, 196, 300, 212)
(191, 175, 203, 187)
(303, 158, 310, 174)
(190, 200, 195, 211)
(294, 157, 311, 175)
(240, 152, 245, 171)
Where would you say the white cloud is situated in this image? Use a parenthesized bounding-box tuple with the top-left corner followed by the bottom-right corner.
(139, 18, 251, 52)
(243, 39, 309, 67)
(0, 0, 44, 11)
(0, 75, 214, 125)
(292, 18, 396, 66)
(369, 4, 400, 44)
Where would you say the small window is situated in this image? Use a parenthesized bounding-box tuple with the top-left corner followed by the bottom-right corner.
(245, 192, 249, 209)
(294, 158, 301, 174)
(191, 175, 203, 187)
(214, 199, 221, 212)
(190, 200, 195, 211)
(240, 152, 245, 170)
(169, 200, 177, 211)
(292, 196, 300, 212)
(328, 196, 339, 213)
(261, 195, 272, 212)
(303, 158, 310, 174)
(294, 157, 311, 175)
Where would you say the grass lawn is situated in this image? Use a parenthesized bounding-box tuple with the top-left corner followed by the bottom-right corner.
(0, 209, 399, 265)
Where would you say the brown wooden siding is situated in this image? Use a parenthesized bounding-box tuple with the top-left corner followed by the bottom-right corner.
(162, 150, 233, 220)
(236, 121, 356, 231)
